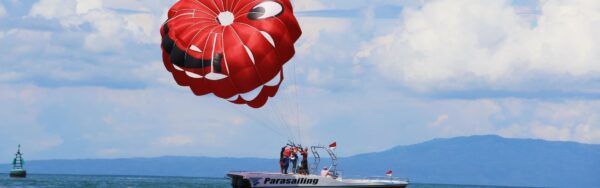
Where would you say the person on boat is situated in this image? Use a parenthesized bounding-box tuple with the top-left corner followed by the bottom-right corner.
(300, 147, 309, 175)
(320, 167, 329, 177)
(290, 147, 298, 174)
(297, 165, 306, 175)
(279, 146, 286, 173)
(283, 146, 291, 174)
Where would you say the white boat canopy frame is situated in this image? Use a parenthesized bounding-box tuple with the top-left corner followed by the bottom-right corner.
(310, 145, 338, 178)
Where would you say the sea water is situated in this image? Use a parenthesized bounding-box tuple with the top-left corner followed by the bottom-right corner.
(0, 174, 229, 188)
(0, 174, 519, 188)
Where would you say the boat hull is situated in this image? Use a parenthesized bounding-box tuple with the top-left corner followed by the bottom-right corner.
(227, 172, 408, 188)
(9, 169, 27, 178)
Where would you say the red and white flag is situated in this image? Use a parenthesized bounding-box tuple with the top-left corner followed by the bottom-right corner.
(386, 170, 393, 177)
(329, 142, 337, 150)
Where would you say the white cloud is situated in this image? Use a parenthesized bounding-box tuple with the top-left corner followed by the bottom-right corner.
(3, 83, 600, 159)
(498, 100, 600, 143)
(81, 10, 127, 51)
(290, 16, 366, 89)
(29, 0, 166, 52)
(2, 29, 55, 54)
(0, 2, 6, 17)
(530, 123, 572, 141)
(29, 0, 77, 19)
(357, 0, 600, 92)
(124, 13, 161, 43)
(424, 99, 503, 136)
(0, 83, 287, 158)
(414, 97, 600, 144)
(429, 114, 449, 127)
(0, 0, 172, 89)
(307, 68, 334, 86)
(0, 72, 22, 81)
(35, 135, 65, 151)
(423, 97, 600, 145)
(293, 0, 328, 11)
(294, 0, 422, 11)
(75, 0, 102, 14)
(0, 85, 62, 158)
(131, 61, 175, 86)
(296, 17, 352, 57)
(5, 0, 600, 160)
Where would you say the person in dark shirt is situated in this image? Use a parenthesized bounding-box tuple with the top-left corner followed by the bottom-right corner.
(279, 146, 286, 174)
(300, 147, 309, 175)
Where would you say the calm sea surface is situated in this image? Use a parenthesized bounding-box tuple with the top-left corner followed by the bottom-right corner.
(0, 174, 517, 188)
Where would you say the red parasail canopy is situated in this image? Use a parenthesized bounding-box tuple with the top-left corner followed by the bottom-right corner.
(160, 0, 302, 108)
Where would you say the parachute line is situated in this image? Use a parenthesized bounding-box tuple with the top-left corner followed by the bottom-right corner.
(220, 25, 288, 140)
(161, 0, 303, 142)
(269, 99, 296, 143)
(229, 23, 297, 142)
(232, 106, 285, 139)
(292, 53, 302, 144)
(233, 19, 301, 144)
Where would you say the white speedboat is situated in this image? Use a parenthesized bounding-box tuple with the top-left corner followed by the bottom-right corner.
(227, 172, 408, 188)
(227, 145, 409, 188)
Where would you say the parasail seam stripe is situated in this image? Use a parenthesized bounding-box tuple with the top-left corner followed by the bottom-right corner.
(191, 0, 219, 16)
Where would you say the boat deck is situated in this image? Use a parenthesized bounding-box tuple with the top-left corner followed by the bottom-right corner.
(227, 172, 408, 188)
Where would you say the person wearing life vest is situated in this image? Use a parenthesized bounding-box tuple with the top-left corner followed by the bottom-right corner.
(283, 146, 291, 174)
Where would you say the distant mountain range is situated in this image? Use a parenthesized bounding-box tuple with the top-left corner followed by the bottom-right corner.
(2, 135, 599, 187)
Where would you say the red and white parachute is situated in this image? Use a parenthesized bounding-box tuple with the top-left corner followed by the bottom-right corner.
(161, 0, 302, 108)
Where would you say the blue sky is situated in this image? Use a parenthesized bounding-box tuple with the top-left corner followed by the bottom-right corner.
(1, 0, 600, 160)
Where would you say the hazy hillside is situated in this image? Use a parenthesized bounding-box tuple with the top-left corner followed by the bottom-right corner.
(340, 135, 600, 187)
(2, 135, 599, 187)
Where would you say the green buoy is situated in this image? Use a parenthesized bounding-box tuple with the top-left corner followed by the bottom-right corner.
(9, 145, 27, 178)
